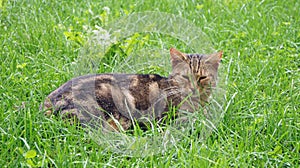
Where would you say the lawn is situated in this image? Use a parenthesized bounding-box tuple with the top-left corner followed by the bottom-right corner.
(0, 0, 299, 167)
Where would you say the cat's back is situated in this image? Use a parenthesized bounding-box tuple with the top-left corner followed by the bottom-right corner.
(45, 74, 114, 100)
(41, 73, 167, 116)
(41, 74, 112, 116)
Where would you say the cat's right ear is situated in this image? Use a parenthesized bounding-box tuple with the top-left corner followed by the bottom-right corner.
(170, 48, 188, 68)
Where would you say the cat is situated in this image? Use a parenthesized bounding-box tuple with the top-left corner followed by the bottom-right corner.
(41, 48, 222, 131)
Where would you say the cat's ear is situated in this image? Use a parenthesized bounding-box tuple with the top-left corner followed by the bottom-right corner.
(170, 48, 188, 68)
(205, 51, 222, 64)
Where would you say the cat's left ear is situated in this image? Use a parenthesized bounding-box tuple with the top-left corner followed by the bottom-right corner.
(205, 51, 223, 65)
(170, 48, 188, 68)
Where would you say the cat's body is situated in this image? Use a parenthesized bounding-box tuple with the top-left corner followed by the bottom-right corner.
(41, 48, 222, 131)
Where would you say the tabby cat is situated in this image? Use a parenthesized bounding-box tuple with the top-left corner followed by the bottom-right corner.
(41, 48, 222, 131)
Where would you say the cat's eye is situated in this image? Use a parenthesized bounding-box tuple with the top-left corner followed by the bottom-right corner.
(182, 75, 190, 80)
(199, 76, 207, 81)
(197, 76, 207, 85)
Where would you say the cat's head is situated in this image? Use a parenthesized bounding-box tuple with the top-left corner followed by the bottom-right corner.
(170, 48, 222, 89)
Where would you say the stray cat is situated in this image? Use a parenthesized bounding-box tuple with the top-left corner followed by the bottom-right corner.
(41, 48, 222, 131)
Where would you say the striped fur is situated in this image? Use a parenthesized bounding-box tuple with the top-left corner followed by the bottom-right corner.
(41, 48, 222, 131)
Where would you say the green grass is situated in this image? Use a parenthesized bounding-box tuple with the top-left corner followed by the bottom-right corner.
(1, 0, 299, 167)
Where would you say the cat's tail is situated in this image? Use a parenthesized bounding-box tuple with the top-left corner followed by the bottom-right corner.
(39, 97, 54, 116)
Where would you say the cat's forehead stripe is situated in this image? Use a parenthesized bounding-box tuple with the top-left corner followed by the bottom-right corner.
(186, 54, 205, 74)
(186, 54, 205, 59)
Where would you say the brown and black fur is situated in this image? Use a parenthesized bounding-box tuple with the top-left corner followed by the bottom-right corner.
(41, 48, 222, 131)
